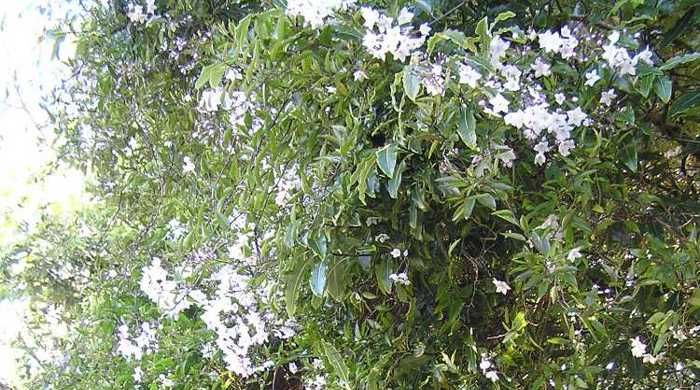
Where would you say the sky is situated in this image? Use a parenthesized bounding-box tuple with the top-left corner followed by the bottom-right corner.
(0, 0, 85, 386)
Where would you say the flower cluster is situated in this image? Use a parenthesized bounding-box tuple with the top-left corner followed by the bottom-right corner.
(601, 31, 653, 76)
(389, 272, 410, 286)
(196, 265, 296, 377)
(470, 144, 516, 177)
(492, 279, 511, 295)
(137, 253, 297, 378)
(116, 321, 158, 361)
(480, 356, 499, 382)
(360, 7, 430, 62)
(629, 336, 661, 364)
(305, 359, 330, 389)
(536, 27, 579, 59)
(139, 258, 192, 317)
(199, 87, 262, 135)
(166, 219, 187, 240)
(286, 0, 356, 29)
(274, 166, 302, 208)
(405, 24, 660, 169)
(126, 0, 156, 24)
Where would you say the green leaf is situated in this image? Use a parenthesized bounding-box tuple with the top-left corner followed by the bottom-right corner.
(661, 8, 697, 47)
(622, 143, 638, 172)
(689, 289, 700, 307)
(658, 52, 700, 71)
(387, 160, 406, 199)
(322, 341, 350, 385)
(476, 193, 496, 210)
(403, 67, 421, 101)
(310, 262, 327, 297)
(638, 74, 654, 98)
(475, 17, 490, 51)
(310, 232, 328, 260)
(462, 197, 476, 220)
(494, 11, 516, 24)
(195, 66, 211, 90)
(375, 258, 392, 295)
(195, 63, 226, 89)
(457, 106, 477, 148)
(531, 232, 550, 255)
(326, 260, 347, 301)
(414, 0, 433, 15)
(669, 91, 700, 117)
(376, 144, 398, 177)
(653, 75, 672, 103)
(285, 261, 308, 317)
(492, 210, 519, 226)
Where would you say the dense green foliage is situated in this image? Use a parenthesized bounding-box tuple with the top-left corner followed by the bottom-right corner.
(3, 0, 700, 389)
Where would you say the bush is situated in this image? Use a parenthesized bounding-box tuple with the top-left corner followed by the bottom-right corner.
(4, 0, 700, 388)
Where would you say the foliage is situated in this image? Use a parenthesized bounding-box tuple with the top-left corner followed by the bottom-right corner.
(3, 0, 700, 389)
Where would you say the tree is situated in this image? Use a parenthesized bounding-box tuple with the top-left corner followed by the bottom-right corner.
(4, 0, 700, 388)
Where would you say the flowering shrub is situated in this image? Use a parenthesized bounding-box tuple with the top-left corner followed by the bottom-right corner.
(3, 0, 700, 389)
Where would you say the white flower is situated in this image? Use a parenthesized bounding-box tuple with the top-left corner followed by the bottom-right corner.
(538, 30, 563, 53)
(485, 370, 499, 382)
(618, 59, 636, 76)
(566, 107, 587, 127)
(600, 89, 617, 106)
(133, 367, 143, 383)
(561, 26, 572, 38)
(390, 248, 402, 258)
(531, 58, 551, 78)
(493, 279, 511, 295)
(558, 139, 575, 157)
(419, 23, 431, 36)
(534, 140, 550, 155)
(504, 110, 525, 129)
(397, 7, 413, 25)
(360, 8, 427, 62)
(289, 362, 298, 374)
(458, 64, 481, 88)
(559, 35, 579, 59)
(127, 4, 146, 24)
(495, 145, 516, 168)
(183, 156, 195, 173)
(286, 0, 356, 29)
(489, 36, 510, 67)
(360, 6, 380, 29)
(489, 94, 509, 114)
(567, 247, 583, 261)
(353, 69, 368, 81)
(479, 358, 492, 371)
(225, 68, 242, 81)
(630, 336, 647, 358)
(375, 233, 390, 243)
(534, 153, 546, 165)
(554, 93, 566, 105)
(633, 48, 654, 65)
(423, 64, 445, 96)
(145, 0, 156, 15)
(480, 357, 499, 382)
(500, 64, 522, 92)
(643, 354, 660, 364)
(389, 272, 411, 285)
(159, 374, 175, 387)
(584, 69, 601, 87)
(188, 289, 208, 305)
(200, 88, 223, 112)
